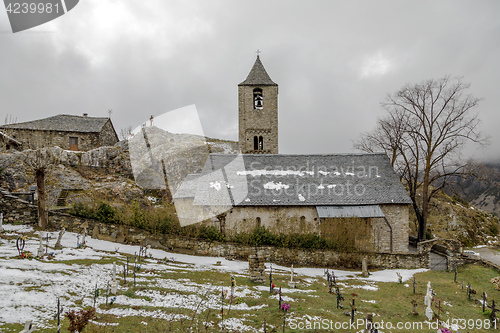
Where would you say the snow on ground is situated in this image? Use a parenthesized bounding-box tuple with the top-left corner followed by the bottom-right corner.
(0, 223, 428, 330)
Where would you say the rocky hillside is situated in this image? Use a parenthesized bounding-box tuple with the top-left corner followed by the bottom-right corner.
(0, 126, 238, 209)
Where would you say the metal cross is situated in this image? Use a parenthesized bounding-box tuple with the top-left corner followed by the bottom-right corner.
(256, 49, 261, 56)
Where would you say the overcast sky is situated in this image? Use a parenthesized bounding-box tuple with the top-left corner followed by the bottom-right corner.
(1, 1, 499, 162)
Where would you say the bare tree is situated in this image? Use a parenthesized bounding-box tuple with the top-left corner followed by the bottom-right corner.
(25, 148, 57, 229)
(119, 126, 133, 141)
(354, 76, 488, 241)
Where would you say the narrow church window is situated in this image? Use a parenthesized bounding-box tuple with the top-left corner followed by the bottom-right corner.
(253, 88, 263, 109)
(254, 136, 258, 150)
(256, 217, 261, 228)
(258, 136, 263, 150)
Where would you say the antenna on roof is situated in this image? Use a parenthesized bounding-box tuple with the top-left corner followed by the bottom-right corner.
(108, 109, 113, 118)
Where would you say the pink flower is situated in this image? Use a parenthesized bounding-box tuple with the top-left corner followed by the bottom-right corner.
(281, 303, 290, 311)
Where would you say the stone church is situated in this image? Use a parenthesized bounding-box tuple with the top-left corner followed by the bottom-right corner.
(0, 114, 118, 152)
(174, 55, 412, 254)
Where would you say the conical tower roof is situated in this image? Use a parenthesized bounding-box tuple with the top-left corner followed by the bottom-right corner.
(238, 56, 277, 86)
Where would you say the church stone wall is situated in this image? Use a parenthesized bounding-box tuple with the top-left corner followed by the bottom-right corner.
(380, 204, 409, 253)
(221, 204, 410, 254)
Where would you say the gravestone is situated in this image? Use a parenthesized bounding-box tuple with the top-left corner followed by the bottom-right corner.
(110, 261, 118, 294)
(92, 225, 99, 239)
(288, 265, 296, 288)
(54, 228, 65, 250)
(361, 257, 369, 277)
(0, 212, 3, 232)
(19, 320, 35, 333)
(37, 234, 44, 257)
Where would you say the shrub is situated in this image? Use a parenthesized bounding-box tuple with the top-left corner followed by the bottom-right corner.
(65, 307, 95, 333)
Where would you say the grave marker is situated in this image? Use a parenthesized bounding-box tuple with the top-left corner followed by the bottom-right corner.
(19, 320, 35, 333)
(278, 287, 282, 309)
(410, 299, 418, 316)
(45, 233, 51, 255)
(488, 299, 500, 326)
(413, 277, 416, 294)
(396, 272, 402, 284)
(361, 257, 369, 277)
(288, 265, 296, 288)
(336, 286, 344, 309)
(16, 236, 25, 256)
(269, 264, 273, 293)
(54, 228, 65, 250)
(37, 234, 44, 257)
(349, 298, 356, 323)
(110, 261, 118, 294)
(0, 212, 3, 231)
(56, 297, 63, 333)
(483, 292, 488, 312)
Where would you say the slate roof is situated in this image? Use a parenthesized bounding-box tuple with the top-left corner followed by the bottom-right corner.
(238, 56, 278, 86)
(0, 115, 110, 133)
(173, 153, 412, 206)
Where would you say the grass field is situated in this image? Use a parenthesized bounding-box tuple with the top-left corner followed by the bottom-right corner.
(1, 224, 500, 333)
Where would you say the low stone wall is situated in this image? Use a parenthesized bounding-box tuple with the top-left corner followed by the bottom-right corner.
(0, 189, 37, 224)
(46, 214, 428, 270)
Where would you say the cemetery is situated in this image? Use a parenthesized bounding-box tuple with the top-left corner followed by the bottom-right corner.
(1, 221, 500, 332)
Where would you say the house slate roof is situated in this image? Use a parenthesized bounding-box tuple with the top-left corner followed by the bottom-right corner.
(0, 115, 110, 133)
(173, 153, 412, 207)
(238, 56, 278, 86)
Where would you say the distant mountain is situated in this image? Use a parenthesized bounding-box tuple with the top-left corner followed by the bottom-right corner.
(444, 162, 500, 217)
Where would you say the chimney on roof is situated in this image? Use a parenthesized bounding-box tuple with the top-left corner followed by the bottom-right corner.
(83, 113, 88, 117)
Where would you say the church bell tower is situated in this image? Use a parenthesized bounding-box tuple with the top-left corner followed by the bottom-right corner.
(238, 53, 278, 154)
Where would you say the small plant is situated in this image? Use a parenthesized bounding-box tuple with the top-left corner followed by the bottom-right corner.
(65, 307, 95, 333)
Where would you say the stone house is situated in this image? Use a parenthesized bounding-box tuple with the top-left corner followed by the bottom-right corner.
(173, 55, 412, 254)
(0, 114, 119, 152)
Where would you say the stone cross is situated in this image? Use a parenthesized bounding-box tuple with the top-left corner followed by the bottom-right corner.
(288, 265, 296, 288)
(397, 272, 402, 284)
(19, 320, 36, 333)
(54, 228, 65, 250)
(0, 212, 3, 231)
(110, 261, 118, 294)
(37, 234, 44, 257)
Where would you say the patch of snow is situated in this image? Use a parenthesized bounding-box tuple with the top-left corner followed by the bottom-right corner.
(263, 181, 290, 190)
